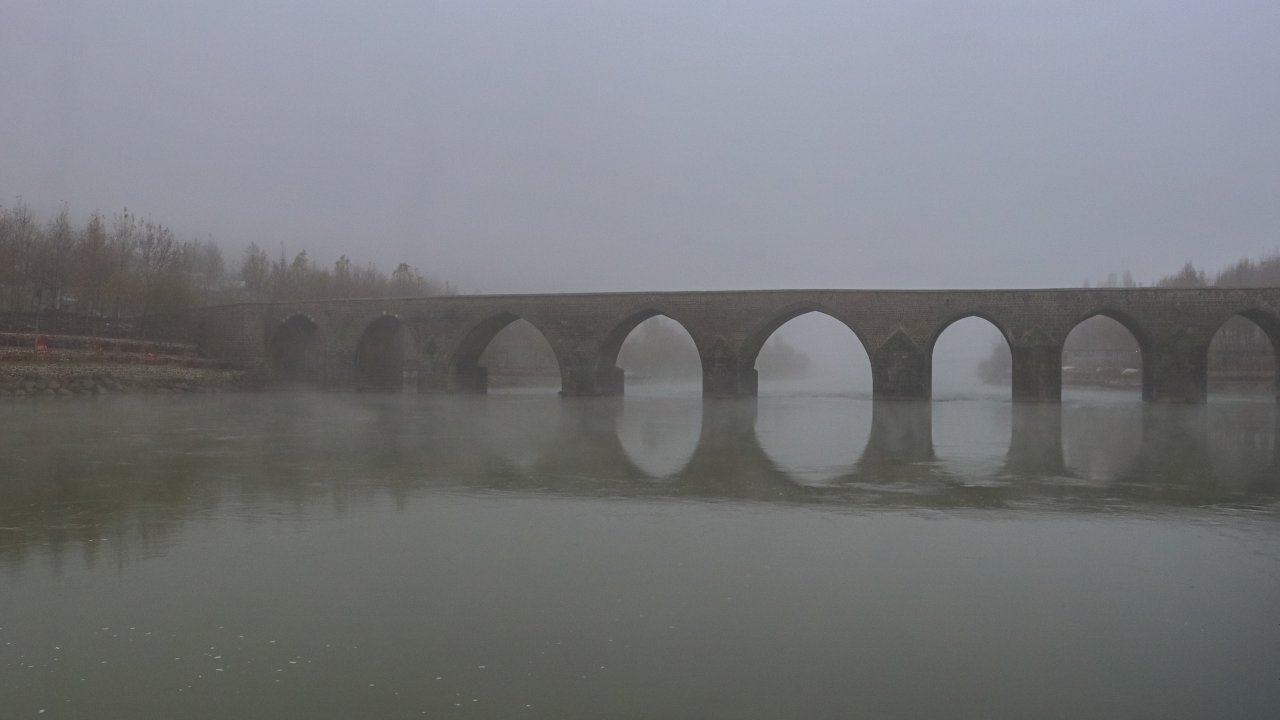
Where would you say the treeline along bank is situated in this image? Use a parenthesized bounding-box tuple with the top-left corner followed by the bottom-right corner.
(0, 202, 450, 339)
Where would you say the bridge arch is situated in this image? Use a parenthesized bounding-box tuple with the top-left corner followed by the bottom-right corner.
(930, 314, 1012, 473)
(928, 312, 1013, 352)
(1063, 310, 1150, 397)
(929, 313, 1013, 398)
(269, 313, 323, 386)
(596, 307, 703, 395)
(740, 303, 872, 395)
(742, 302, 870, 366)
(449, 312, 563, 394)
(1207, 309, 1280, 399)
(354, 313, 417, 392)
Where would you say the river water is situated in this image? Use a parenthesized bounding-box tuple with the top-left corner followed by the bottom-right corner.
(2, 387, 1278, 719)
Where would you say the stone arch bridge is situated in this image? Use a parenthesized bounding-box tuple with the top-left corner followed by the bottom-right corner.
(194, 288, 1280, 403)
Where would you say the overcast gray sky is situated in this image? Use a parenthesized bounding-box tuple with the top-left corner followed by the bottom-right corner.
(3, 1, 1278, 293)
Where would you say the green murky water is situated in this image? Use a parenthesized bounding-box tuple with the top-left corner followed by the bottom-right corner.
(2, 389, 1278, 718)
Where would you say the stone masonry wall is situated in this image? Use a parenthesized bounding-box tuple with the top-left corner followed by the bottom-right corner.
(194, 288, 1280, 403)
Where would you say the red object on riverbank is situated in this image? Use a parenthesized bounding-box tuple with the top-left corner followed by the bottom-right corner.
(34, 335, 49, 359)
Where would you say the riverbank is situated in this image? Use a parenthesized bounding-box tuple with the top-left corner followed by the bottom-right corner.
(0, 362, 254, 397)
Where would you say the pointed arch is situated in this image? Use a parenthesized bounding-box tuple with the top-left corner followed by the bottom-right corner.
(450, 312, 563, 393)
(928, 311, 1014, 352)
(1070, 309, 1154, 354)
(930, 313, 1013, 398)
(354, 313, 416, 392)
(1207, 309, 1280, 397)
(269, 314, 322, 385)
(929, 314, 1012, 471)
(740, 302, 871, 368)
(596, 307, 703, 394)
(1063, 310, 1150, 396)
(740, 303, 872, 395)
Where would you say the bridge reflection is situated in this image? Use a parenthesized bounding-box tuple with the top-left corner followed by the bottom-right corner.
(460, 397, 1279, 508)
(1, 396, 1276, 569)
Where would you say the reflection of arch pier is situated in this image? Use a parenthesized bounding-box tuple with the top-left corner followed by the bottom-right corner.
(199, 288, 1280, 402)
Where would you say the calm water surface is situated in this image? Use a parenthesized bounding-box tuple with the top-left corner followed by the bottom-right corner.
(2, 388, 1278, 719)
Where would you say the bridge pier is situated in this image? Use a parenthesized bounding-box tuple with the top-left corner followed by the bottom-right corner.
(1011, 343, 1062, 402)
(596, 366, 625, 396)
(870, 332, 930, 400)
(450, 363, 489, 394)
(558, 351, 623, 396)
(1145, 344, 1208, 403)
(701, 342, 757, 397)
(701, 365, 757, 397)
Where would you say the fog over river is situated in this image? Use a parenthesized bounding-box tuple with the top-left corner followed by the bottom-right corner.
(2, 388, 1278, 718)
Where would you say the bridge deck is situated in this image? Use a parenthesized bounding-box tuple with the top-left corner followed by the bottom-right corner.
(195, 287, 1280, 403)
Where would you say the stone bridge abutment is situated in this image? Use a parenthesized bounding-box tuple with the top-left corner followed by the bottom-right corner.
(194, 288, 1280, 404)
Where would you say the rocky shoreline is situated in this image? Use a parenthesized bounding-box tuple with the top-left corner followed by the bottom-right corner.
(0, 362, 256, 397)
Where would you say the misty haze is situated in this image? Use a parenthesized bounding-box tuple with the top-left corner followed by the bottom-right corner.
(3, 3, 1279, 719)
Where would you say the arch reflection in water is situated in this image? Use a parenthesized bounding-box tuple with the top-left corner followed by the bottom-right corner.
(515, 397, 1266, 504)
(441, 397, 1279, 507)
(931, 398, 1012, 480)
(2, 396, 1278, 571)
(474, 395, 564, 472)
(1062, 398, 1143, 482)
(1206, 401, 1279, 495)
(753, 396, 871, 486)
(1129, 402, 1279, 497)
(616, 396, 702, 478)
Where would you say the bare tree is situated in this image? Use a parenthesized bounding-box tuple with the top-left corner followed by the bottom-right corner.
(135, 220, 177, 319)
(76, 213, 113, 318)
(34, 206, 78, 310)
